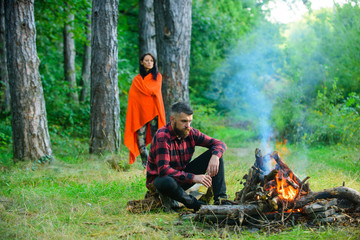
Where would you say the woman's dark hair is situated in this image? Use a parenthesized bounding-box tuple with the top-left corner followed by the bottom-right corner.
(139, 53, 158, 80)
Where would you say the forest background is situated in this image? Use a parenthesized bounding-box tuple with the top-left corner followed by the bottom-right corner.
(1, 0, 358, 150)
(1, 0, 359, 152)
(0, 0, 360, 239)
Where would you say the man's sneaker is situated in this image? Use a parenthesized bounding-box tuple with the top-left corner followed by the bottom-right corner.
(158, 192, 180, 211)
(193, 200, 207, 212)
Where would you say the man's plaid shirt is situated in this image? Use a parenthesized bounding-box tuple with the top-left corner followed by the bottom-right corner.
(146, 122, 227, 188)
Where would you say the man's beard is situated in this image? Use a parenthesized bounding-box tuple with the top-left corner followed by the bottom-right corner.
(174, 122, 190, 138)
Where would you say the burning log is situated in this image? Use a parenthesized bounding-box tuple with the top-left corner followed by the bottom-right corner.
(264, 169, 278, 182)
(236, 149, 309, 203)
(285, 177, 299, 189)
(271, 151, 310, 193)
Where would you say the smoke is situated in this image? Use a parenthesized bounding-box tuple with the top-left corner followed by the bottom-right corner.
(209, 22, 283, 154)
(291, 142, 309, 179)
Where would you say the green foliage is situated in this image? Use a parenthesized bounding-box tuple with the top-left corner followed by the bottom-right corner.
(271, 3, 360, 147)
(191, 103, 258, 148)
(190, 0, 266, 106)
(282, 16, 329, 103)
(271, 86, 310, 143)
(118, 0, 139, 67)
(210, 20, 284, 107)
(305, 88, 360, 146)
(3, 0, 359, 164)
(191, 103, 225, 137)
(213, 127, 257, 148)
(283, 3, 360, 101)
(47, 102, 90, 137)
(116, 1, 140, 137)
(0, 117, 12, 147)
(198, 19, 285, 147)
(33, 0, 139, 140)
(323, 1, 360, 95)
(273, 80, 360, 147)
(50, 133, 89, 164)
(34, 0, 92, 138)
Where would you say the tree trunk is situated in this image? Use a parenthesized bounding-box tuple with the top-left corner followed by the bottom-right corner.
(154, 0, 192, 121)
(63, 9, 78, 103)
(138, 0, 156, 58)
(90, 0, 120, 154)
(0, 0, 10, 115)
(80, 12, 91, 103)
(5, 0, 52, 161)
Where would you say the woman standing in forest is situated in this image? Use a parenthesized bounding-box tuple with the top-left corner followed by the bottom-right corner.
(124, 53, 166, 167)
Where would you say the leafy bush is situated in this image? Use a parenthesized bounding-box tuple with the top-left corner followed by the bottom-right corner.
(271, 4, 360, 147)
(0, 117, 12, 146)
(47, 103, 90, 138)
(305, 90, 360, 146)
(191, 103, 226, 137)
(271, 84, 309, 144)
(273, 80, 360, 147)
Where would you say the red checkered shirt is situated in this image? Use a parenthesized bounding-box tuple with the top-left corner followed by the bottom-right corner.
(146, 122, 227, 188)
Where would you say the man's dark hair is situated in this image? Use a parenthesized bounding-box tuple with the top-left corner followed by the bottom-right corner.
(171, 102, 193, 116)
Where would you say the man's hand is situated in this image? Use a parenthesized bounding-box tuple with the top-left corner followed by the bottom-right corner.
(193, 174, 212, 188)
(207, 155, 219, 177)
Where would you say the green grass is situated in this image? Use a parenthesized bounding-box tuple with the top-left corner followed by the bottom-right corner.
(0, 130, 360, 239)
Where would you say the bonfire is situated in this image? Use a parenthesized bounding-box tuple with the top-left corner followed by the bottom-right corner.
(194, 148, 360, 228)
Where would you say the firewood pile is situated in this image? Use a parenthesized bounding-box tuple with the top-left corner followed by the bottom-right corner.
(126, 184, 163, 213)
(193, 148, 360, 228)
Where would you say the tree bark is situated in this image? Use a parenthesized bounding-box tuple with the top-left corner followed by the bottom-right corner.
(90, 0, 120, 154)
(0, 0, 10, 115)
(5, 0, 52, 161)
(80, 12, 91, 103)
(63, 5, 78, 103)
(154, 0, 192, 121)
(138, 0, 156, 58)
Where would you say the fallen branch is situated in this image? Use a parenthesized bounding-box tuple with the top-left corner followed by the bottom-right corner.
(294, 186, 360, 209)
(197, 202, 272, 220)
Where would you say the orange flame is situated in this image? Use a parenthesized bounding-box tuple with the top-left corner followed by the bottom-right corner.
(275, 172, 299, 201)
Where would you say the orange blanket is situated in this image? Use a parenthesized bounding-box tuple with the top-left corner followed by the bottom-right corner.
(124, 73, 166, 164)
